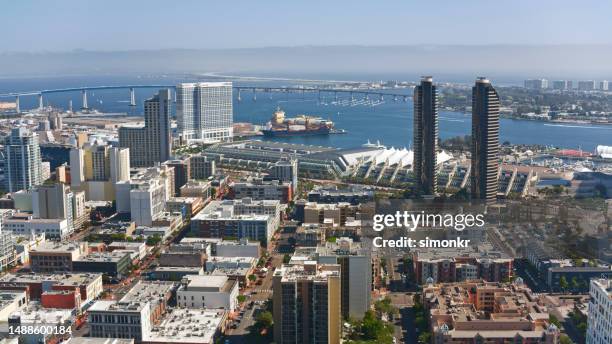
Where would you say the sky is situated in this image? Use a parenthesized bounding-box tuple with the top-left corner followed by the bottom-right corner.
(2, 0, 611, 52)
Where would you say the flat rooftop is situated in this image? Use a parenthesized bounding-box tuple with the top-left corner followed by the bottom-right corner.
(148, 308, 227, 344)
(0, 272, 102, 286)
(120, 281, 176, 304)
(89, 300, 148, 313)
(74, 251, 130, 263)
(181, 275, 236, 293)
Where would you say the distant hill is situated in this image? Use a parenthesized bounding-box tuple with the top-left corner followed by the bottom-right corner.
(1, 45, 612, 82)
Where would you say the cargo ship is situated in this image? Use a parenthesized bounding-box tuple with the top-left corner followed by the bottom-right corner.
(262, 107, 335, 137)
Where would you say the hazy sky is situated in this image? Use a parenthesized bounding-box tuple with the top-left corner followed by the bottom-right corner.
(2, 0, 611, 52)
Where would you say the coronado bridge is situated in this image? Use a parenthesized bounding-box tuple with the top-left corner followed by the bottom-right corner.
(0, 85, 411, 113)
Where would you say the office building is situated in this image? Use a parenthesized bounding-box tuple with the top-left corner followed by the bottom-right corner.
(191, 210, 273, 245)
(119, 89, 172, 167)
(3, 215, 71, 240)
(176, 275, 239, 310)
(0, 230, 17, 270)
(524, 78, 548, 89)
(88, 300, 152, 342)
(189, 154, 216, 180)
(600, 80, 609, 91)
(176, 82, 233, 143)
(471, 77, 500, 204)
(115, 166, 173, 226)
(33, 182, 74, 231)
(73, 251, 132, 278)
(28, 241, 85, 272)
(586, 279, 611, 344)
(578, 80, 596, 91)
(70, 144, 130, 201)
(316, 238, 372, 319)
(201, 198, 282, 231)
(552, 80, 570, 90)
(3, 128, 42, 192)
(413, 76, 439, 195)
(163, 158, 191, 196)
(269, 158, 298, 191)
(72, 189, 88, 229)
(273, 262, 341, 344)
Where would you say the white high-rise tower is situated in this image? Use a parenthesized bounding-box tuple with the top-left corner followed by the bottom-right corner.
(176, 82, 233, 143)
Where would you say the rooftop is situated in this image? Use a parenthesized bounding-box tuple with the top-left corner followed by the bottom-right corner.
(148, 308, 227, 344)
(0, 272, 102, 286)
(120, 281, 176, 304)
(275, 263, 340, 283)
(74, 251, 130, 263)
(180, 275, 236, 293)
(89, 300, 148, 313)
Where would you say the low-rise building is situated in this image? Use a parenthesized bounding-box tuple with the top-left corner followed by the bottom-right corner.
(0, 290, 28, 322)
(159, 242, 209, 267)
(547, 266, 611, 293)
(148, 266, 204, 281)
(180, 180, 212, 200)
(3, 215, 71, 240)
(72, 251, 132, 279)
(88, 300, 152, 342)
(181, 238, 260, 258)
(108, 241, 147, 261)
(413, 245, 513, 284)
(0, 272, 103, 308)
(146, 308, 227, 344)
(205, 256, 256, 271)
(191, 206, 274, 246)
(423, 281, 560, 344)
(231, 178, 292, 203)
(166, 197, 205, 220)
(307, 185, 374, 205)
(28, 241, 86, 273)
(120, 281, 176, 325)
(176, 275, 239, 311)
(8, 302, 74, 344)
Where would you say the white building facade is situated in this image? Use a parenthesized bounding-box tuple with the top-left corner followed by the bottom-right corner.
(176, 82, 233, 143)
(586, 278, 611, 344)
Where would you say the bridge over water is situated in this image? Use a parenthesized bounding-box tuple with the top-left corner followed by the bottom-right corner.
(0, 85, 411, 112)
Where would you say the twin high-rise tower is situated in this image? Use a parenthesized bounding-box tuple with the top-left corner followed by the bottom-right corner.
(413, 76, 500, 204)
(470, 77, 501, 204)
(413, 76, 439, 195)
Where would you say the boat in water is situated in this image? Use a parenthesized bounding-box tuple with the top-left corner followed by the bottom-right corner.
(262, 107, 334, 137)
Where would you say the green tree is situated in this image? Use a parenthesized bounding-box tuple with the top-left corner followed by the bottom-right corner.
(559, 276, 569, 291)
(237, 295, 247, 303)
(249, 311, 273, 336)
(559, 334, 574, 344)
(248, 274, 257, 282)
(549, 315, 561, 328)
(146, 234, 162, 246)
(418, 331, 432, 344)
(360, 310, 393, 341)
(283, 254, 291, 264)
